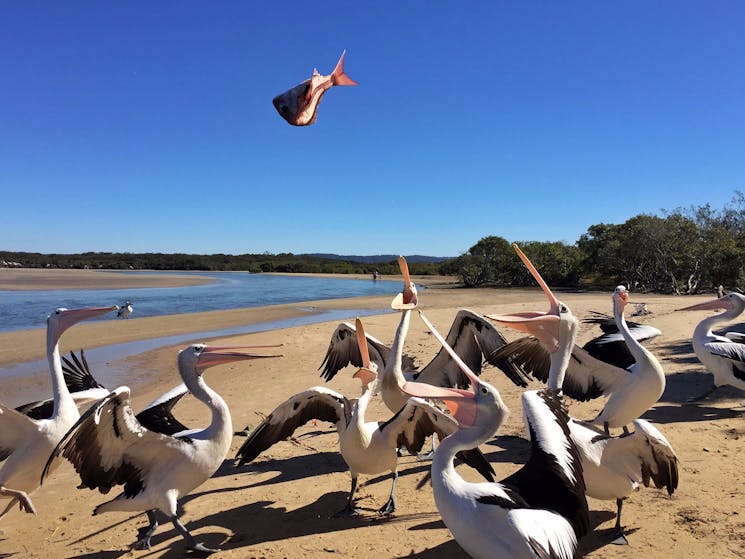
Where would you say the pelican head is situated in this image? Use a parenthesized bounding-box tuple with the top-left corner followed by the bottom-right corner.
(402, 311, 508, 440)
(47, 306, 118, 343)
(613, 285, 630, 314)
(180, 343, 283, 376)
(391, 256, 418, 310)
(678, 291, 745, 314)
(487, 243, 577, 353)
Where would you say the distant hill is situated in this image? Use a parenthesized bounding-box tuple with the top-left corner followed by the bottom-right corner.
(300, 253, 451, 264)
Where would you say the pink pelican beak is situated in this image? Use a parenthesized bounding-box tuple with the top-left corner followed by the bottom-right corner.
(677, 297, 731, 312)
(486, 243, 562, 352)
(391, 256, 418, 310)
(352, 317, 378, 388)
(401, 311, 480, 427)
(196, 344, 283, 369)
(55, 305, 119, 337)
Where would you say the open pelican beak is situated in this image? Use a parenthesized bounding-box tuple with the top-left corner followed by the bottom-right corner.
(355, 317, 373, 370)
(391, 255, 418, 310)
(197, 345, 283, 369)
(486, 243, 561, 351)
(677, 298, 729, 312)
(401, 311, 480, 427)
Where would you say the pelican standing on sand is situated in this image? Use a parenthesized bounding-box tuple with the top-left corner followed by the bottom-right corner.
(0, 306, 117, 519)
(236, 318, 494, 517)
(678, 292, 745, 400)
(319, 257, 525, 415)
(43, 343, 282, 554)
(403, 311, 589, 559)
(488, 245, 678, 544)
(491, 284, 666, 434)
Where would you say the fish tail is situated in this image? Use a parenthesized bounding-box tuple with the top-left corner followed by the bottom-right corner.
(331, 50, 358, 86)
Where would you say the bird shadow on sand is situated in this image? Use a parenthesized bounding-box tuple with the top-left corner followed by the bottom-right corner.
(141, 493, 442, 558)
(215, 451, 348, 487)
(638, 370, 745, 425)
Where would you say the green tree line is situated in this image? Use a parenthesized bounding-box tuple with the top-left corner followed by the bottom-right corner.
(446, 193, 745, 294)
(3, 193, 744, 294)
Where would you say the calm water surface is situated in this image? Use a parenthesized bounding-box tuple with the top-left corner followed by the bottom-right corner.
(0, 271, 402, 333)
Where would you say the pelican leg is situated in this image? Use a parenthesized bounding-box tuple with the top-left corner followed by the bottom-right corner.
(0, 486, 36, 515)
(134, 510, 159, 550)
(603, 421, 610, 436)
(171, 515, 217, 554)
(417, 434, 437, 461)
(610, 498, 629, 545)
(378, 471, 398, 517)
(333, 475, 360, 517)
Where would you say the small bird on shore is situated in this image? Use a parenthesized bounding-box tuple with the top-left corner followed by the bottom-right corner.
(116, 301, 133, 319)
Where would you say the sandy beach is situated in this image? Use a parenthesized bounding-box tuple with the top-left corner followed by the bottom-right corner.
(1, 272, 744, 558)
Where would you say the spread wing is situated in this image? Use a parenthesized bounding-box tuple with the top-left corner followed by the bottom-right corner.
(582, 312, 662, 369)
(235, 387, 352, 465)
(61, 349, 106, 391)
(41, 387, 191, 496)
(135, 383, 190, 436)
(591, 418, 679, 496)
(318, 322, 417, 382)
(502, 389, 589, 540)
(414, 309, 529, 389)
(0, 402, 39, 462)
(490, 337, 629, 401)
(379, 397, 494, 482)
(15, 349, 109, 421)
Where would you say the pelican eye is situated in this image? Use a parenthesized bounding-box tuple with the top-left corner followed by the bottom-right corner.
(480, 386, 488, 395)
(559, 304, 568, 313)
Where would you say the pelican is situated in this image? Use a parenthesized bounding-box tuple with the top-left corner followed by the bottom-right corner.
(678, 292, 745, 400)
(235, 318, 494, 517)
(12, 349, 109, 421)
(403, 311, 589, 559)
(42, 343, 282, 554)
(320, 257, 527, 417)
(0, 306, 117, 520)
(488, 254, 665, 434)
(117, 301, 133, 319)
(489, 244, 679, 544)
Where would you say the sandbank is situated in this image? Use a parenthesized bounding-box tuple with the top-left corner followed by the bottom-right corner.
(1, 286, 743, 558)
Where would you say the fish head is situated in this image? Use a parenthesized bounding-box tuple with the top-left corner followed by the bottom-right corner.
(272, 80, 314, 126)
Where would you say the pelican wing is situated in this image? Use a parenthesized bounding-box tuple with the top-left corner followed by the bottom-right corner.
(599, 419, 679, 495)
(491, 337, 628, 401)
(502, 389, 589, 540)
(235, 386, 352, 465)
(15, 390, 109, 422)
(61, 349, 106, 391)
(415, 309, 528, 389)
(704, 341, 745, 363)
(582, 313, 662, 370)
(0, 402, 38, 462)
(135, 383, 190, 436)
(318, 322, 417, 381)
(379, 397, 495, 482)
(724, 331, 745, 344)
(41, 387, 189, 495)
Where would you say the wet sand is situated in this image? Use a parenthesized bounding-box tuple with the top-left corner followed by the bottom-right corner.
(1, 282, 744, 558)
(0, 268, 216, 291)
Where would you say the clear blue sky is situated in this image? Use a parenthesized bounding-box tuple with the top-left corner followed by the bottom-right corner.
(2, 2, 744, 257)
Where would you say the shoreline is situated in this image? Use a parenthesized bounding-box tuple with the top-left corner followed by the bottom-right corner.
(1, 286, 741, 558)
